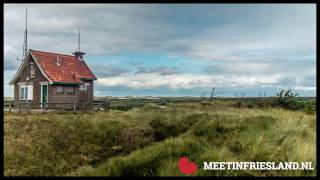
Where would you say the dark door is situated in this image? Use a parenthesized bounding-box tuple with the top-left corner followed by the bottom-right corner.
(41, 84, 48, 108)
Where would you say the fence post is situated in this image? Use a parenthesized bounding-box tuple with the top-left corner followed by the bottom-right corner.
(82, 102, 85, 112)
(27, 102, 30, 113)
(92, 101, 94, 112)
(18, 101, 21, 113)
(8, 103, 10, 112)
(44, 102, 47, 112)
(73, 103, 76, 112)
(107, 101, 110, 111)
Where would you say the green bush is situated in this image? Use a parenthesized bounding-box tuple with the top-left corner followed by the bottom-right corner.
(273, 89, 306, 110)
(304, 102, 316, 115)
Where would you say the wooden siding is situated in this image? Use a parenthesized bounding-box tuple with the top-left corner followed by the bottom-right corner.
(13, 55, 95, 108)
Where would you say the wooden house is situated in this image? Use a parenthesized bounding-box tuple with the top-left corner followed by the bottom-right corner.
(9, 49, 97, 108)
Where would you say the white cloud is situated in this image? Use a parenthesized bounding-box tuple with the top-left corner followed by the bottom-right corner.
(4, 4, 315, 59)
(97, 72, 283, 90)
(293, 86, 316, 91)
(4, 4, 316, 97)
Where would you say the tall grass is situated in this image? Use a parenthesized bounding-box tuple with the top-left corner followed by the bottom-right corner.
(71, 105, 315, 176)
(4, 100, 316, 176)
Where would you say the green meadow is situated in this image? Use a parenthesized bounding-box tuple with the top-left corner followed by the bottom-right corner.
(4, 98, 316, 176)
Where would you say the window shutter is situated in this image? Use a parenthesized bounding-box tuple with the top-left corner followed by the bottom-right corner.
(28, 85, 33, 100)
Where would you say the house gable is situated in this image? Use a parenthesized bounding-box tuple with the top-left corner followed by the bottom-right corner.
(15, 56, 48, 84)
(13, 53, 50, 104)
(9, 51, 51, 85)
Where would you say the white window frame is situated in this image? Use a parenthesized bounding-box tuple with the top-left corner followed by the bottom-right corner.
(20, 86, 27, 100)
(55, 86, 64, 94)
(79, 84, 87, 91)
(19, 85, 33, 100)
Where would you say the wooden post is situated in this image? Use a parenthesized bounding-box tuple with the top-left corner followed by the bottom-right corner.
(126, 100, 128, 111)
(9, 103, 12, 112)
(82, 102, 85, 112)
(27, 102, 30, 113)
(18, 102, 21, 113)
(73, 103, 76, 112)
(44, 102, 47, 111)
(91, 101, 94, 112)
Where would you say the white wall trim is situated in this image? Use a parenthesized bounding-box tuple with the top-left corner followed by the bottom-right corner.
(39, 81, 49, 85)
(18, 82, 34, 85)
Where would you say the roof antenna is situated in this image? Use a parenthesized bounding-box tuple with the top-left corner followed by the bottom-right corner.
(17, 9, 28, 62)
(73, 28, 86, 60)
(78, 28, 80, 52)
(23, 9, 28, 58)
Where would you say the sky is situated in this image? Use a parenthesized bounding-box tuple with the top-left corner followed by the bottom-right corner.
(4, 4, 316, 97)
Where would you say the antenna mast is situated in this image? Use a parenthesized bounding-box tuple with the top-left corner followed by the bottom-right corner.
(17, 9, 28, 62)
(73, 28, 85, 60)
(23, 9, 28, 59)
(78, 29, 80, 52)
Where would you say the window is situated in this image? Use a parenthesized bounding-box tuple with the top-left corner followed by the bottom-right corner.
(79, 85, 87, 91)
(19, 85, 33, 100)
(56, 86, 64, 94)
(67, 86, 75, 94)
(20, 87, 27, 100)
(30, 63, 35, 77)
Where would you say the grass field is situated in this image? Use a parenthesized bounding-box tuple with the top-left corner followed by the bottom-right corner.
(4, 98, 316, 176)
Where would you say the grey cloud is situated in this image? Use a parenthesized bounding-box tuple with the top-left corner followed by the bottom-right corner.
(135, 66, 177, 75)
(130, 61, 144, 66)
(4, 60, 18, 70)
(4, 4, 315, 60)
(90, 65, 129, 78)
(4, 4, 316, 97)
(205, 59, 315, 76)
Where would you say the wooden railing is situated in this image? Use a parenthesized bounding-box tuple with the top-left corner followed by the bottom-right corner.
(4, 100, 110, 112)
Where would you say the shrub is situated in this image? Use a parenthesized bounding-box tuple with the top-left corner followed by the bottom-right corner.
(304, 102, 315, 115)
(273, 89, 304, 110)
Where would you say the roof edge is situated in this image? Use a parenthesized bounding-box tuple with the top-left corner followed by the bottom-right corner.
(9, 51, 31, 85)
(30, 51, 53, 82)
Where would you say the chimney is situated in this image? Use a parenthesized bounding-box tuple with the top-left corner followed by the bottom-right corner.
(73, 28, 85, 60)
(55, 55, 61, 66)
(73, 51, 86, 61)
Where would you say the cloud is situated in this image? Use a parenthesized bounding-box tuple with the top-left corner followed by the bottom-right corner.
(4, 4, 316, 97)
(96, 72, 283, 91)
(204, 58, 316, 88)
(4, 4, 315, 58)
(130, 61, 144, 66)
(293, 86, 316, 91)
(90, 65, 129, 78)
(135, 66, 177, 75)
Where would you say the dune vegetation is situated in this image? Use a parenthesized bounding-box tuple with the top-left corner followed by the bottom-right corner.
(4, 99, 316, 176)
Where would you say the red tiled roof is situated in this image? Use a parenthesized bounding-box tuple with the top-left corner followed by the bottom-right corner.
(31, 49, 97, 83)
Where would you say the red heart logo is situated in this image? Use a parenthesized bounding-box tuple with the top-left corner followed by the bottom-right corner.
(178, 157, 198, 175)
